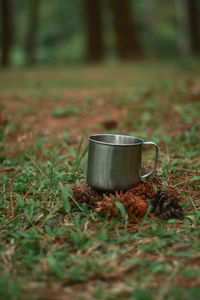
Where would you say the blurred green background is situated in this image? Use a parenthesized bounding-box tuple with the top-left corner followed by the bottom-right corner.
(0, 0, 200, 67)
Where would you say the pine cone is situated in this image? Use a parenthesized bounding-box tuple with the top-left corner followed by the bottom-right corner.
(96, 191, 123, 217)
(96, 191, 147, 221)
(130, 196, 147, 218)
(151, 190, 184, 220)
(71, 184, 102, 207)
(148, 175, 163, 186)
(141, 167, 163, 187)
(127, 181, 154, 199)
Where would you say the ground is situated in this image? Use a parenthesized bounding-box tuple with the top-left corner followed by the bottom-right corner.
(0, 61, 200, 300)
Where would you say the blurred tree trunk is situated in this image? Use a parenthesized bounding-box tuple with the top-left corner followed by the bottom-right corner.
(109, 0, 143, 59)
(1, 0, 12, 67)
(187, 0, 200, 55)
(26, 0, 40, 65)
(85, 0, 104, 61)
(142, 0, 155, 55)
(176, 0, 190, 56)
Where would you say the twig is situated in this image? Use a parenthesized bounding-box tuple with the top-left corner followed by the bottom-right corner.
(10, 192, 14, 217)
(23, 183, 36, 200)
(174, 179, 189, 186)
(0, 167, 15, 172)
(0, 214, 23, 231)
(175, 168, 199, 173)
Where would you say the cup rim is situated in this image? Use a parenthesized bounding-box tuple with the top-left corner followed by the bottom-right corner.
(88, 134, 144, 146)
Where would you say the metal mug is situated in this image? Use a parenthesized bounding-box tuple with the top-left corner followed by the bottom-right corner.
(86, 134, 158, 192)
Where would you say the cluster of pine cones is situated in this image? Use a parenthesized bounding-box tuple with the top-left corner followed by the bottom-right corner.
(71, 178, 184, 222)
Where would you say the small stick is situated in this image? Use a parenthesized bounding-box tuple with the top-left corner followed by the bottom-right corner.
(23, 183, 36, 200)
(10, 192, 14, 217)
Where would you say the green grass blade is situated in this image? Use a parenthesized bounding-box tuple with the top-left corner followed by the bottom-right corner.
(115, 201, 128, 228)
(75, 145, 88, 172)
(59, 182, 71, 214)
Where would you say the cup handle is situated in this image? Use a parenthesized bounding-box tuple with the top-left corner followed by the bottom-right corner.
(141, 141, 159, 179)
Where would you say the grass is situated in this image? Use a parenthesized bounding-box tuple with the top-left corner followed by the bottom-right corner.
(0, 61, 200, 300)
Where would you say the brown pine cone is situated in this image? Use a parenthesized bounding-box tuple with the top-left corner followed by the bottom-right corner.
(71, 184, 102, 207)
(151, 190, 184, 220)
(127, 181, 154, 199)
(148, 175, 163, 186)
(130, 196, 147, 219)
(96, 191, 123, 215)
(96, 191, 147, 221)
(141, 167, 163, 187)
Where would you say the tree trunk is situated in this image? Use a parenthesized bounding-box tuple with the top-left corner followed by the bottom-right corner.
(26, 0, 40, 65)
(187, 0, 200, 55)
(142, 0, 156, 55)
(1, 0, 12, 67)
(109, 0, 143, 59)
(85, 0, 104, 61)
(175, 0, 190, 56)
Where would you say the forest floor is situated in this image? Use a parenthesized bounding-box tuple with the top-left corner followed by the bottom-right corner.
(0, 61, 200, 300)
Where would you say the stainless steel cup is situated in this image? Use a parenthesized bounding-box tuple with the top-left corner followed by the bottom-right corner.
(86, 134, 158, 191)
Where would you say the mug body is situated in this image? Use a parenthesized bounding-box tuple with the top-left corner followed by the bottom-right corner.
(86, 134, 143, 191)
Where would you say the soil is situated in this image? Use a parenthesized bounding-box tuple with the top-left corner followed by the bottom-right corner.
(1, 90, 129, 156)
